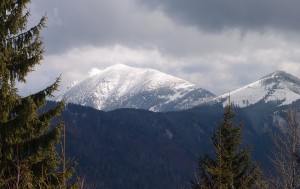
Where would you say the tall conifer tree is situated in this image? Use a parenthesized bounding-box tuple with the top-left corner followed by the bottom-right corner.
(0, 0, 76, 188)
(191, 105, 263, 189)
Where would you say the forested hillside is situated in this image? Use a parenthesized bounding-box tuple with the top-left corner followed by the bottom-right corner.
(52, 101, 284, 188)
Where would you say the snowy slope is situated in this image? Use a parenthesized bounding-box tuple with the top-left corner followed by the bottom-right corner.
(61, 64, 215, 112)
(212, 70, 300, 107)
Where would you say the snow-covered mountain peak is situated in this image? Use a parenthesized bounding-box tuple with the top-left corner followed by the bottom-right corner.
(86, 64, 197, 92)
(212, 70, 300, 108)
(61, 64, 215, 112)
(102, 63, 134, 72)
(88, 68, 102, 77)
(88, 64, 133, 77)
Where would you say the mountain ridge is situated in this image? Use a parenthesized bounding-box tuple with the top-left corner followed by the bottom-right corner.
(59, 65, 300, 111)
(211, 70, 300, 107)
(61, 64, 215, 112)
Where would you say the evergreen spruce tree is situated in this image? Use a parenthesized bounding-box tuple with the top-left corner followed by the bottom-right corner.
(191, 105, 263, 189)
(0, 1, 77, 188)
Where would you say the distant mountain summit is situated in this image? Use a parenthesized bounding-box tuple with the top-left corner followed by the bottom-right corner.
(212, 70, 300, 107)
(61, 64, 215, 112)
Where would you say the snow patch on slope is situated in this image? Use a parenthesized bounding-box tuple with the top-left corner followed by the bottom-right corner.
(213, 70, 300, 107)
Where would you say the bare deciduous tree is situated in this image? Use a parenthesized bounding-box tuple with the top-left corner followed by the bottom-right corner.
(269, 108, 300, 189)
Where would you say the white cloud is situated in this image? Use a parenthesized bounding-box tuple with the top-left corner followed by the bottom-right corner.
(18, 33, 300, 97)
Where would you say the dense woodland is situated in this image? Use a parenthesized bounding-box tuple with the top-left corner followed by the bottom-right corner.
(2, 1, 300, 189)
(52, 99, 298, 188)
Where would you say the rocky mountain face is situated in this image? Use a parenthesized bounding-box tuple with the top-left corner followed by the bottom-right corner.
(60, 64, 215, 112)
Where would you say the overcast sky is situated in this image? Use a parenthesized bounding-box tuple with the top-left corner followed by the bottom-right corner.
(18, 0, 300, 96)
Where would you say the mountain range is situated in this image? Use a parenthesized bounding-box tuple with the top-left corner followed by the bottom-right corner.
(49, 65, 300, 188)
(59, 64, 300, 112)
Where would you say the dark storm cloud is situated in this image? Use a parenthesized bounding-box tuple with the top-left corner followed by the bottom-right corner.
(31, 0, 162, 54)
(136, 0, 300, 32)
